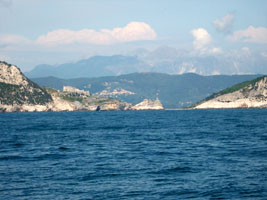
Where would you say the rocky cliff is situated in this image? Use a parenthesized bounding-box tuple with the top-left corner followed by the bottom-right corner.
(0, 61, 53, 112)
(46, 87, 132, 111)
(194, 76, 267, 109)
(132, 98, 163, 110)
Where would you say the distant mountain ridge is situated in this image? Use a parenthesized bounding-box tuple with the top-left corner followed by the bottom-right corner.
(25, 55, 148, 79)
(32, 72, 262, 108)
(25, 47, 267, 78)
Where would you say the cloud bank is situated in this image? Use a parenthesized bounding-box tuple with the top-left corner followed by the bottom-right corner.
(213, 13, 235, 34)
(191, 28, 223, 55)
(0, 34, 30, 46)
(227, 26, 267, 44)
(36, 22, 157, 45)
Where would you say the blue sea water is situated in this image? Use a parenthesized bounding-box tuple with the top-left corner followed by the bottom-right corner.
(0, 109, 267, 199)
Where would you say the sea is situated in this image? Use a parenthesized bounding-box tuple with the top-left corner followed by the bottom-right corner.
(0, 109, 267, 199)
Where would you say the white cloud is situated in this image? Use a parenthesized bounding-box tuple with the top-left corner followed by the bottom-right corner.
(227, 26, 267, 44)
(36, 21, 156, 46)
(191, 28, 212, 51)
(191, 28, 223, 56)
(210, 47, 223, 55)
(213, 13, 235, 34)
(0, 34, 30, 46)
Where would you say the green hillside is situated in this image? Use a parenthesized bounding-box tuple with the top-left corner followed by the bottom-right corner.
(0, 78, 52, 107)
(188, 75, 267, 108)
(203, 76, 267, 102)
(32, 73, 261, 108)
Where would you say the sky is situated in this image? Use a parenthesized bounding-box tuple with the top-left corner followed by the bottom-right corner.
(0, 0, 267, 73)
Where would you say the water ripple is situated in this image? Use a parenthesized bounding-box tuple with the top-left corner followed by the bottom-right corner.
(0, 109, 266, 199)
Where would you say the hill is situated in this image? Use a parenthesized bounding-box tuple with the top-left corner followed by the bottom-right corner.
(0, 61, 134, 112)
(194, 76, 267, 109)
(0, 61, 53, 108)
(32, 73, 261, 108)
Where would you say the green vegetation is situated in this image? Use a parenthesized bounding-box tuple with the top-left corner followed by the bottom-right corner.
(0, 82, 52, 105)
(188, 75, 267, 108)
(42, 86, 58, 94)
(204, 76, 266, 101)
(95, 99, 109, 104)
(0, 61, 12, 67)
(32, 73, 261, 108)
(60, 95, 83, 103)
(255, 94, 265, 98)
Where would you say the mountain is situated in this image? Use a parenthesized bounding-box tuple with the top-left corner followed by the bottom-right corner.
(0, 61, 53, 110)
(25, 55, 148, 79)
(193, 76, 267, 109)
(25, 46, 267, 78)
(133, 46, 267, 75)
(32, 73, 261, 108)
(0, 61, 134, 112)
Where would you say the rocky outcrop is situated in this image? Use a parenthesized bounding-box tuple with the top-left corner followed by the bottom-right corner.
(50, 87, 132, 111)
(51, 88, 132, 111)
(0, 61, 53, 111)
(0, 61, 29, 86)
(0, 61, 132, 112)
(96, 88, 135, 97)
(132, 98, 163, 110)
(194, 76, 267, 109)
(0, 61, 166, 112)
(96, 100, 132, 111)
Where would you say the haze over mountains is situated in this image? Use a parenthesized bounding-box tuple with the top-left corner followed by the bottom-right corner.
(25, 46, 267, 79)
(26, 55, 146, 79)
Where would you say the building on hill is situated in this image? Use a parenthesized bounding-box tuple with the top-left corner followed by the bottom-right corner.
(63, 86, 90, 96)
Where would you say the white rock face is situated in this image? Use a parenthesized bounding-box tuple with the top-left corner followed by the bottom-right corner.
(195, 77, 267, 109)
(132, 98, 163, 110)
(0, 62, 28, 86)
(96, 88, 135, 96)
(99, 101, 132, 111)
(0, 95, 75, 112)
(0, 62, 77, 112)
(49, 94, 75, 111)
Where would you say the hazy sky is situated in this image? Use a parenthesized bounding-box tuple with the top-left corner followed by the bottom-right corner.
(0, 0, 266, 72)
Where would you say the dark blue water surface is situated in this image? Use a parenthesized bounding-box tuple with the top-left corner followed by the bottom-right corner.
(0, 109, 267, 199)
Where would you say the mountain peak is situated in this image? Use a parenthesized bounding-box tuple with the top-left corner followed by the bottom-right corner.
(0, 61, 53, 108)
(0, 61, 29, 86)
